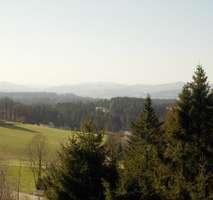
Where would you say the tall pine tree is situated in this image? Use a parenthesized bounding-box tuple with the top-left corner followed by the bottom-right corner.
(164, 65, 213, 199)
(118, 96, 167, 200)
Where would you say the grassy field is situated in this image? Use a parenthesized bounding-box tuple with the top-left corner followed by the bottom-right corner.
(0, 121, 74, 193)
(7, 165, 36, 193)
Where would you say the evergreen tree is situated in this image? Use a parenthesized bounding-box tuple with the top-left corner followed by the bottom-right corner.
(131, 95, 161, 144)
(164, 65, 213, 199)
(44, 120, 113, 200)
(117, 96, 166, 200)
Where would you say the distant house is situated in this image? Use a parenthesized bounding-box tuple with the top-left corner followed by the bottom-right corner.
(95, 107, 109, 113)
(123, 131, 131, 136)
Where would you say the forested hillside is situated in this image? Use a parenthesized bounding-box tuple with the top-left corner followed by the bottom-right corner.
(0, 97, 174, 132)
(0, 92, 92, 105)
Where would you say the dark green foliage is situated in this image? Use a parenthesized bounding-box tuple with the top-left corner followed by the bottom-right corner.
(44, 120, 118, 200)
(131, 96, 162, 145)
(116, 66, 213, 199)
(0, 97, 173, 132)
(117, 96, 167, 200)
(164, 65, 213, 199)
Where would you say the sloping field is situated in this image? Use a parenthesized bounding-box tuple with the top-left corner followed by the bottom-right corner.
(0, 121, 74, 160)
(0, 121, 74, 193)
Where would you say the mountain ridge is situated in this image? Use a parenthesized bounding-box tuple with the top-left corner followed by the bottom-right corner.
(0, 81, 210, 99)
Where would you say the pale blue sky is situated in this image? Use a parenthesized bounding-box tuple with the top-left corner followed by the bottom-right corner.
(0, 0, 213, 85)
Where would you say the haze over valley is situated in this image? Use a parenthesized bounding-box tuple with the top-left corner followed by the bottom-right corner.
(0, 81, 187, 99)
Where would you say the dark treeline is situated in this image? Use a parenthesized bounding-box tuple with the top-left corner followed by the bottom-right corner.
(0, 97, 174, 132)
(43, 66, 213, 200)
(0, 92, 92, 105)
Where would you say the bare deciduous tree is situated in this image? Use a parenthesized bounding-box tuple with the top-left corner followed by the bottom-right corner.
(0, 165, 15, 200)
(28, 133, 48, 190)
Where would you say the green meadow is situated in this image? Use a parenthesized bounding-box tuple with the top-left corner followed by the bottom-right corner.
(0, 121, 74, 193)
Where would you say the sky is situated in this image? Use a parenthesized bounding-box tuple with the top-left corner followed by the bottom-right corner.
(0, 0, 213, 86)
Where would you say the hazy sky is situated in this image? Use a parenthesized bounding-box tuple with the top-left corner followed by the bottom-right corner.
(0, 0, 213, 85)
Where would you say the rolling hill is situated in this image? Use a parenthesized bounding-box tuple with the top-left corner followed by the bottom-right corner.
(48, 82, 185, 98)
(0, 81, 188, 99)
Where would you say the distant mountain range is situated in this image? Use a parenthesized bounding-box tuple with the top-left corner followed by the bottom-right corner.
(48, 82, 186, 99)
(0, 81, 210, 99)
